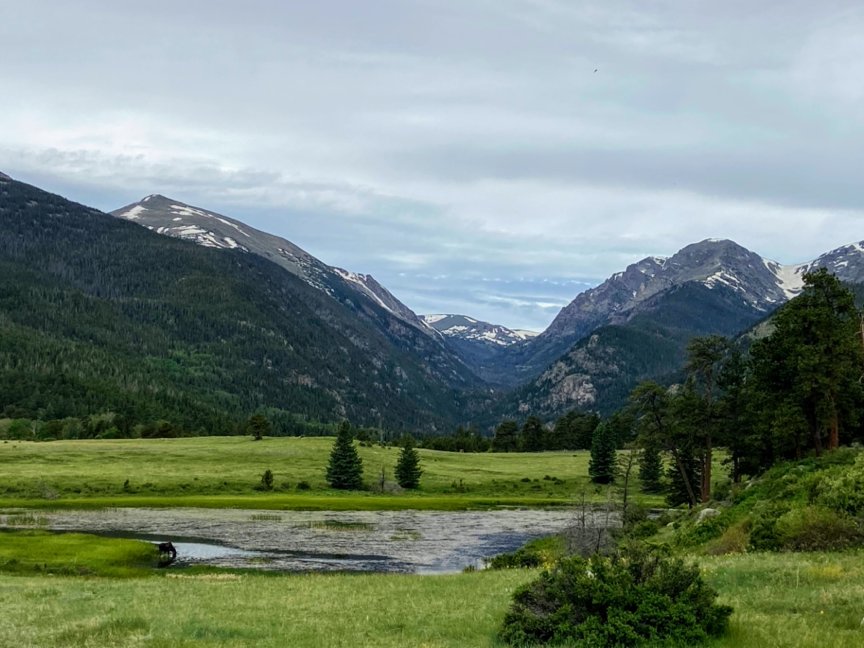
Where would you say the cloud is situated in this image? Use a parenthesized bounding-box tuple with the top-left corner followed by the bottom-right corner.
(2, 0, 864, 330)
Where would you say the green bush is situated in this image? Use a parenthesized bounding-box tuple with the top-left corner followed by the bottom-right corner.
(487, 547, 545, 570)
(819, 453, 864, 516)
(296, 481, 311, 491)
(499, 545, 732, 647)
(774, 506, 860, 551)
(254, 469, 275, 492)
(628, 520, 660, 539)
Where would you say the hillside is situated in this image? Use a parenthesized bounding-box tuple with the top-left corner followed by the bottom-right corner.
(110, 195, 475, 390)
(0, 175, 474, 433)
(499, 281, 763, 417)
(484, 239, 864, 389)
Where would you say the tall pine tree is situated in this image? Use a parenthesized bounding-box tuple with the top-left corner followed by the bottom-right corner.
(589, 421, 617, 484)
(639, 444, 665, 494)
(521, 416, 547, 452)
(493, 420, 520, 452)
(326, 420, 364, 490)
(395, 437, 423, 489)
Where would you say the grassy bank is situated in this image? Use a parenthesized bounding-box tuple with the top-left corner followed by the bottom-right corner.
(0, 530, 157, 577)
(0, 548, 861, 647)
(0, 437, 667, 508)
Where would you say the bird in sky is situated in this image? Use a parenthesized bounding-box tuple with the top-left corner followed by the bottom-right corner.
(594, 69, 598, 73)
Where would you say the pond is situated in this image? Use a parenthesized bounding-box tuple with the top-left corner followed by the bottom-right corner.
(10, 507, 615, 574)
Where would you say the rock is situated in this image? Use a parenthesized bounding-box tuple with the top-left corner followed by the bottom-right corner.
(696, 508, 721, 525)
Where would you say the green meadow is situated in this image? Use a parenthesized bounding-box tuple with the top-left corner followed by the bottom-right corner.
(0, 436, 667, 509)
(0, 536, 861, 648)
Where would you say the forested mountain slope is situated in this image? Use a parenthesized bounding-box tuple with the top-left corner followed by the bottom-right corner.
(485, 239, 864, 387)
(499, 282, 775, 419)
(0, 175, 471, 434)
(111, 195, 474, 389)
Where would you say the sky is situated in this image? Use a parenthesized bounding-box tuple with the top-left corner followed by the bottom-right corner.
(2, 0, 864, 331)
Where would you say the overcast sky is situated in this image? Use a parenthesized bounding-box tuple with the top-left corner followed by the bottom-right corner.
(2, 1, 864, 330)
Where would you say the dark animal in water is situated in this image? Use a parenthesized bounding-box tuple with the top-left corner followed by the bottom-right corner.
(157, 541, 177, 565)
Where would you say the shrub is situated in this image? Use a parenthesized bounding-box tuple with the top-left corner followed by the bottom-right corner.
(488, 547, 545, 570)
(628, 520, 660, 539)
(499, 545, 732, 647)
(254, 469, 275, 491)
(747, 502, 789, 552)
(819, 453, 864, 516)
(774, 506, 860, 551)
(706, 523, 749, 556)
(296, 481, 311, 491)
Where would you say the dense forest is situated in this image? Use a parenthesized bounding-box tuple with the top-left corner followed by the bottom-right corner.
(0, 176, 472, 436)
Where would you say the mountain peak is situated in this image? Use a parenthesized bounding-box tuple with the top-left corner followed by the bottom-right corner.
(0, 171, 11, 181)
(422, 314, 538, 347)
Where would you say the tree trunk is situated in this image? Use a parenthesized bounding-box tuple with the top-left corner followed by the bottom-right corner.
(829, 390, 839, 450)
(702, 437, 712, 503)
(810, 421, 823, 457)
(671, 448, 698, 508)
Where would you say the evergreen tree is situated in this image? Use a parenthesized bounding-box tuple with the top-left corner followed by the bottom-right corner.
(589, 421, 617, 484)
(521, 416, 547, 452)
(684, 335, 728, 502)
(750, 269, 863, 456)
(493, 420, 520, 452)
(639, 444, 665, 494)
(326, 420, 364, 490)
(666, 448, 701, 507)
(395, 436, 423, 489)
(248, 413, 271, 441)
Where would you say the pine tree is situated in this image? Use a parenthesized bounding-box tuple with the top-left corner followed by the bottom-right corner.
(326, 420, 364, 490)
(248, 413, 271, 441)
(521, 416, 547, 452)
(589, 422, 617, 484)
(639, 444, 665, 494)
(395, 437, 423, 489)
(493, 420, 520, 452)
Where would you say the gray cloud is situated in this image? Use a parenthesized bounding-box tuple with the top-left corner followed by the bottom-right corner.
(2, 0, 864, 330)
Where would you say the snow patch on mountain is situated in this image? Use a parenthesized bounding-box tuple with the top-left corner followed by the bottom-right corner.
(422, 314, 539, 348)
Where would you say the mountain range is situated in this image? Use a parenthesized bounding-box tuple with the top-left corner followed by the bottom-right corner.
(4, 171, 864, 432)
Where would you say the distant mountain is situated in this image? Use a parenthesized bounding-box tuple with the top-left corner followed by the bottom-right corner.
(494, 238, 864, 418)
(487, 239, 864, 387)
(110, 195, 475, 389)
(421, 314, 538, 379)
(0, 174, 477, 433)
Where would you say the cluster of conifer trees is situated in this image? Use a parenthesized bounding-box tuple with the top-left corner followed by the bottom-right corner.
(619, 269, 864, 506)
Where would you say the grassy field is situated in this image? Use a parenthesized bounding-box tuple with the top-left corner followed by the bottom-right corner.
(0, 437, 669, 509)
(0, 545, 861, 647)
(0, 530, 158, 578)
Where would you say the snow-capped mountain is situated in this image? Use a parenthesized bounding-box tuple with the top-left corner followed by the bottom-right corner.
(420, 314, 540, 383)
(500, 238, 864, 383)
(110, 195, 485, 390)
(111, 195, 426, 331)
(422, 314, 539, 347)
(498, 237, 864, 417)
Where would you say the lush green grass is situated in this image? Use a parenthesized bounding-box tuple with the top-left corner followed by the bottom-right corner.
(0, 437, 667, 508)
(0, 530, 157, 577)
(0, 568, 534, 648)
(706, 551, 864, 648)
(0, 548, 862, 647)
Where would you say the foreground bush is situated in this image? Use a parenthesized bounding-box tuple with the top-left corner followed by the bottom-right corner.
(500, 545, 732, 647)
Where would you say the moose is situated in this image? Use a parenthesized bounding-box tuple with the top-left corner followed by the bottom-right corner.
(157, 541, 177, 566)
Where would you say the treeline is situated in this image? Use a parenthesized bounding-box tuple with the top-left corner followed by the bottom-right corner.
(417, 410, 632, 453)
(0, 408, 341, 442)
(622, 269, 864, 507)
